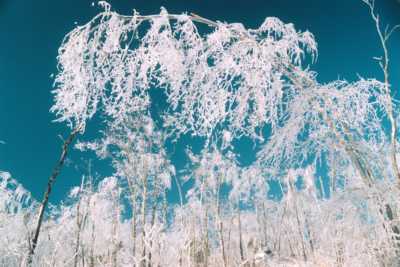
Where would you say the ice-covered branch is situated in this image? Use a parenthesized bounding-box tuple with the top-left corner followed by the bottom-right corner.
(51, 2, 316, 143)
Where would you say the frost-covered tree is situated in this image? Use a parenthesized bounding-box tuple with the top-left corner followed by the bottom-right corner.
(2, 0, 399, 266)
(51, 1, 317, 140)
(0, 172, 37, 266)
(76, 114, 174, 266)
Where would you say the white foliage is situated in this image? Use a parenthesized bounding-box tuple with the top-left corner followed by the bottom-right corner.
(2, 2, 400, 266)
(52, 4, 316, 142)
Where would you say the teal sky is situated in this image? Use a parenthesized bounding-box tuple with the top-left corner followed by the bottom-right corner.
(0, 0, 399, 204)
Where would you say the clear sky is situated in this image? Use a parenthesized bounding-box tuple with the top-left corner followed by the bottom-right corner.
(0, 0, 399, 204)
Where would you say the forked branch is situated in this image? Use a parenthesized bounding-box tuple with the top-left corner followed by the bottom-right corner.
(362, 0, 400, 184)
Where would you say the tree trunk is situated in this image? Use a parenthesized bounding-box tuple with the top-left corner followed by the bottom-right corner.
(216, 179, 227, 267)
(238, 204, 245, 263)
(140, 174, 148, 267)
(147, 200, 158, 267)
(27, 128, 80, 265)
(73, 181, 84, 267)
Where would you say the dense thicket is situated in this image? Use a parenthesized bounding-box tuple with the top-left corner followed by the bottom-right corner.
(1, 1, 400, 266)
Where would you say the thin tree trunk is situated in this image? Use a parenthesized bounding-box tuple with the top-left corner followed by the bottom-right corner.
(203, 208, 209, 267)
(147, 200, 158, 267)
(304, 217, 314, 254)
(111, 188, 120, 267)
(262, 202, 268, 248)
(122, 148, 140, 263)
(89, 212, 96, 267)
(126, 176, 138, 260)
(293, 198, 307, 261)
(216, 179, 227, 267)
(88, 179, 96, 267)
(364, 0, 400, 185)
(141, 174, 148, 267)
(238, 207, 245, 264)
(147, 183, 160, 267)
(74, 177, 86, 267)
(27, 127, 80, 264)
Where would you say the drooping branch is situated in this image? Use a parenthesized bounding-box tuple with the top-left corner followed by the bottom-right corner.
(52, 2, 317, 143)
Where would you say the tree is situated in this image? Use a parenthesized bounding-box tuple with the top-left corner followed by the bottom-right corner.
(1, 0, 399, 266)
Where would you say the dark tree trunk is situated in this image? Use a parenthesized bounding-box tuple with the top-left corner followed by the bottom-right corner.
(27, 128, 80, 264)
